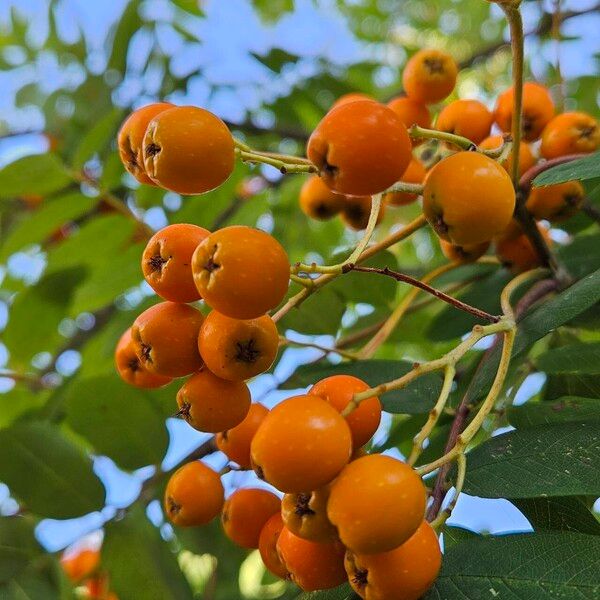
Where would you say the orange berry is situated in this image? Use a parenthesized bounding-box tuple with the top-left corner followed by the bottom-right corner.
(307, 101, 412, 196)
(131, 302, 204, 378)
(402, 49, 458, 104)
(345, 521, 442, 600)
(299, 175, 344, 220)
(479, 135, 536, 177)
(192, 226, 290, 320)
(142, 106, 235, 194)
(198, 311, 279, 381)
(276, 526, 347, 592)
(164, 461, 224, 527)
(281, 487, 338, 543)
(259, 513, 288, 579)
(176, 368, 250, 433)
(327, 454, 426, 554)
(435, 99, 493, 145)
(341, 195, 386, 231)
(61, 549, 100, 582)
(216, 403, 269, 469)
(496, 223, 553, 273)
(540, 112, 600, 159)
(251, 394, 352, 493)
(387, 97, 432, 145)
(141, 223, 210, 303)
(526, 181, 584, 222)
(222, 488, 281, 549)
(384, 158, 426, 206)
(118, 102, 173, 185)
(309, 375, 381, 449)
(494, 82, 555, 142)
(439, 239, 490, 263)
(114, 328, 172, 389)
(330, 93, 377, 110)
(423, 151, 515, 245)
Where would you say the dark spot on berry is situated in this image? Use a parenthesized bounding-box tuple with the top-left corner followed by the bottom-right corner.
(424, 57, 444, 74)
(128, 358, 140, 372)
(140, 343, 152, 363)
(167, 496, 181, 516)
(148, 254, 168, 272)
(235, 339, 260, 363)
(145, 143, 161, 157)
(353, 568, 368, 587)
(204, 244, 220, 273)
(294, 493, 316, 517)
(176, 401, 191, 422)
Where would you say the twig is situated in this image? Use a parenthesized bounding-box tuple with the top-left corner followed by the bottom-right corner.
(342, 265, 500, 324)
(518, 154, 587, 196)
(582, 200, 600, 225)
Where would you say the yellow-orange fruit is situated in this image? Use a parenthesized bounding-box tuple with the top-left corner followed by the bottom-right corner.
(495, 223, 553, 273)
(526, 181, 585, 222)
(435, 99, 494, 145)
(282, 487, 338, 543)
(299, 175, 344, 220)
(341, 195, 386, 231)
(440, 239, 490, 263)
(540, 112, 600, 159)
(479, 135, 536, 177)
(402, 49, 458, 104)
(384, 158, 426, 206)
(387, 97, 432, 146)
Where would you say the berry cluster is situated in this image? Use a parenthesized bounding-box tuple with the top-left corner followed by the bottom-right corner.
(298, 49, 598, 273)
(60, 548, 117, 600)
(111, 42, 598, 598)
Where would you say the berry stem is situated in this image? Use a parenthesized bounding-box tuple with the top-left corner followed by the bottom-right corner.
(384, 181, 424, 196)
(292, 194, 383, 275)
(341, 264, 501, 323)
(359, 261, 462, 359)
(344, 318, 513, 417)
(272, 214, 428, 322)
(236, 148, 317, 174)
(429, 453, 467, 531)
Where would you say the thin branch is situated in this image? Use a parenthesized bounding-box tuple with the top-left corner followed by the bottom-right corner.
(518, 154, 587, 196)
(341, 264, 500, 323)
(582, 200, 600, 225)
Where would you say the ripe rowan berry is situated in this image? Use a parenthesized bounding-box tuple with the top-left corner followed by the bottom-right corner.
(435, 99, 494, 145)
(299, 175, 344, 220)
(114, 328, 172, 389)
(164, 461, 224, 527)
(216, 403, 269, 469)
(526, 181, 584, 222)
(192, 226, 290, 320)
(309, 375, 381, 449)
(281, 487, 338, 543)
(327, 454, 426, 554)
(341, 195, 386, 231)
(402, 49, 458, 104)
(307, 101, 412, 196)
(131, 302, 204, 378)
(330, 93, 376, 110)
(384, 158, 426, 206)
(198, 311, 279, 381)
(142, 105, 235, 195)
(345, 521, 442, 600)
(118, 102, 173, 185)
(440, 239, 490, 263)
(495, 223, 552, 273)
(276, 527, 347, 592)
(259, 513, 288, 579)
(540, 112, 600, 159)
(479, 135, 535, 177)
(176, 368, 251, 433)
(251, 394, 352, 493)
(222, 488, 281, 549)
(142, 223, 210, 303)
(61, 549, 100, 582)
(494, 82, 554, 142)
(387, 96, 432, 145)
(423, 151, 515, 245)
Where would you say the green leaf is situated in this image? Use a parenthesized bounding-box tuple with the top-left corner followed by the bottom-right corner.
(0, 154, 71, 198)
(0, 422, 105, 518)
(512, 497, 600, 535)
(68, 242, 144, 316)
(441, 525, 480, 550)
(0, 517, 42, 583)
(467, 268, 600, 403)
(3, 267, 86, 368)
(64, 375, 169, 471)
(278, 288, 346, 336)
(427, 532, 600, 599)
(0, 388, 49, 429)
(0, 193, 97, 261)
(103, 507, 194, 600)
(462, 423, 600, 499)
(72, 108, 124, 168)
(508, 397, 600, 428)
(107, 1, 143, 74)
(296, 583, 357, 600)
(533, 152, 600, 186)
(280, 359, 442, 414)
(0, 565, 61, 599)
(536, 343, 600, 375)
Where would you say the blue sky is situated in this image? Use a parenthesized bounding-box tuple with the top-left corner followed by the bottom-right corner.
(1, 0, 599, 555)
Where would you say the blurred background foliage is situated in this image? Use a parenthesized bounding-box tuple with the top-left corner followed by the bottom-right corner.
(0, 1, 599, 599)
